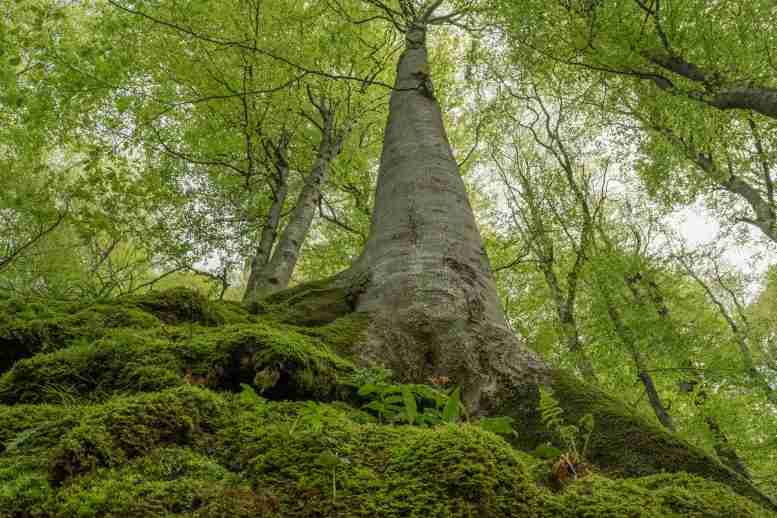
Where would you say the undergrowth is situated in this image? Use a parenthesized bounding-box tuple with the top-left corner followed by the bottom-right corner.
(0, 288, 772, 517)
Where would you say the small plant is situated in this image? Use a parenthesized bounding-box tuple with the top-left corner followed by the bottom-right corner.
(538, 387, 595, 484)
(288, 401, 326, 435)
(350, 368, 464, 426)
(478, 416, 517, 438)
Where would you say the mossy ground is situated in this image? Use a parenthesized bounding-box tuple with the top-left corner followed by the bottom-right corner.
(0, 289, 773, 517)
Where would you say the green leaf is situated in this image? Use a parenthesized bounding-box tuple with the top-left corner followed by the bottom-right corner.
(579, 413, 594, 432)
(317, 451, 340, 468)
(533, 443, 562, 460)
(364, 400, 386, 413)
(357, 384, 378, 396)
(479, 416, 514, 435)
(443, 387, 461, 423)
(402, 385, 418, 424)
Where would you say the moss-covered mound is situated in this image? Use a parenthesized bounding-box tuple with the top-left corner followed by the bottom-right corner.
(0, 289, 773, 517)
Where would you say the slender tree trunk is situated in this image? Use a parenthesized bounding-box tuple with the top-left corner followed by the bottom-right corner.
(678, 257, 777, 407)
(605, 300, 676, 431)
(558, 303, 598, 383)
(243, 136, 290, 304)
(679, 370, 751, 479)
(244, 111, 350, 304)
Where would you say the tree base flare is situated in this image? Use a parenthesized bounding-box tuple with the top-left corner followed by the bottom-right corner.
(251, 278, 777, 511)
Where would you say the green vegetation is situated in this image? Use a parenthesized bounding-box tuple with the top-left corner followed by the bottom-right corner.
(0, 289, 772, 517)
(3, 0, 777, 514)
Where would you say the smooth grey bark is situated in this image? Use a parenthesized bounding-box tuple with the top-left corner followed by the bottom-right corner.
(243, 134, 291, 304)
(642, 49, 777, 121)
(346, 22, 548, 411)
(245, 99, 351, 303)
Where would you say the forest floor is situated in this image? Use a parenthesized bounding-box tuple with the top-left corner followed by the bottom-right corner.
(0, 288, 772, 517)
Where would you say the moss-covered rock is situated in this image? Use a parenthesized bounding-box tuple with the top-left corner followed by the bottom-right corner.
(252, 275, 363, 326)
(0, 304, 160, 373)
(298, 312, 370, 357)
(0, 321, 356, 404)
(48, 386, 227, 485)
(546, 369, 774, 509)
(0, 290, 774, 517)
(127, 287, 255, 326)
(546, 473, 768, 517)
(0, 403, 78, 453)
(53, 447, 279, 517)
(0, 288, 257, 376)
(496, 368, 777, 511)
(0, 384, 772, 517)
(0, 330, 183, 404)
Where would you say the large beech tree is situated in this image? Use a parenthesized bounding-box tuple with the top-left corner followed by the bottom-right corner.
(5, 0, 776, 508)
(260, 1, 775, 508)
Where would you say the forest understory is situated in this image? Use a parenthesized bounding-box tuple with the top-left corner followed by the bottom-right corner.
(0, 288, 774, 517)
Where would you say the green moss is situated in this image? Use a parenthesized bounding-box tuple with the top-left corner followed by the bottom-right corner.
(498, 369, 777, 511)
(0, 305, 160, 373)
(546, 473, 769, 517)
(0, 321, 356, 404)
(0, 330, 182, 404)
(0, 384, 771, 517)
(253, 276, 357, 326)
(298, 312, 369, 357)
(52, 448, 275, 518)
(0, 405, 79, 516)
(0, 292, 774, 516)
(0, 454, 52, 517)
(547, 369, 775, 509)
(0, 404, 78, 453)
(173, 321, 355, 399)
(128, 288, 253, 326)
(235, 418, 542, 517)
(48, 386, 227, 485)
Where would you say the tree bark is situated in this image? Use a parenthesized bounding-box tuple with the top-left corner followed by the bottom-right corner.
(643, 49, 777, 120)
(244, 105, 350, 304)
(243, 135, 291, 304)
(604, 296, 676, 431)
(343, 23, 548, 411)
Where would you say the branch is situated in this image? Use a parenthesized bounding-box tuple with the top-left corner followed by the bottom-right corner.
(0, 209, 68, 272)
(107, 0, 398, 91)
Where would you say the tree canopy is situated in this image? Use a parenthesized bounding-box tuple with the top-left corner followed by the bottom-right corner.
(1, 0, 776, 514)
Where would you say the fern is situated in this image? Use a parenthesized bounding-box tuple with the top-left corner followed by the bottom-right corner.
(539, 387, 564, 430)
(538, 387, 595, 461)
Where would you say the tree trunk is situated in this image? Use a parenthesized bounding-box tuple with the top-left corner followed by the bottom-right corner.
(244, 110, 349, 304)
(345, 23, 547, 411)
(679, 371, 751, 480)
(243, 136, 290, 304)
(558, 302, 598, 384)
(605, 299, 676, 431)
